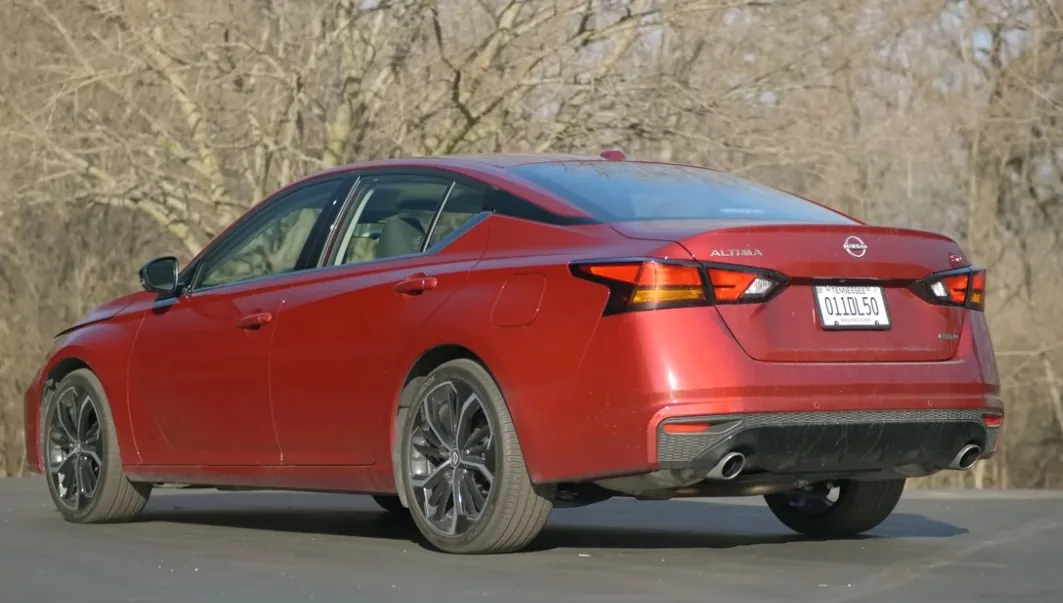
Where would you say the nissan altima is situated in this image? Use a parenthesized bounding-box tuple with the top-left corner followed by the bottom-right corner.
(23, 152, 1002, 554)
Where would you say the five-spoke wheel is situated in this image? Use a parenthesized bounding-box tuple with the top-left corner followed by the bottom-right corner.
(42, 369, 152, 523)
(399, 359, 553, 554)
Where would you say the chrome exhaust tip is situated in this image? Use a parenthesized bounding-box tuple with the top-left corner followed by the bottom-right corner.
(949, 444, 982, 470)
(707, 452, 745, 480)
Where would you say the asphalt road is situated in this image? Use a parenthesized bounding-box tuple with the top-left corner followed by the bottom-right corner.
(1, 476, 1060, 603)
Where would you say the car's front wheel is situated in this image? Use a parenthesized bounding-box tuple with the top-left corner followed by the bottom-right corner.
(41, 368, 152, 523)
(398, 359, 554, 554)
(764, 479, 906, 538)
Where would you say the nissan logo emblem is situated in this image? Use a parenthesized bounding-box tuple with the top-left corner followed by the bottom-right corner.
(843, 235, 867, 258)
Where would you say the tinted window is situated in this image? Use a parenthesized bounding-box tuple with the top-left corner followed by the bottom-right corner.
(333, 176, 451, 265)
(508, 161, 855, 224)
(426, 183, 485, 249)
(197, 179, 342, 288)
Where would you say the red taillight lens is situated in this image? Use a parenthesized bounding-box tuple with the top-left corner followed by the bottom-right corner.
(574, 261, 706, 313)
(571, 260, 783, 314)
(917, 266, 986, 311)
(706, 267, 780, 303)
(941, 273, 970, 305)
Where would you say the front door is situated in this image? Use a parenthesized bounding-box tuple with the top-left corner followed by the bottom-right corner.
(127, 175, 354, 466)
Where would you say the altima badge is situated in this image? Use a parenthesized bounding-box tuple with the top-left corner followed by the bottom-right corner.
(710, 249, 763, 257)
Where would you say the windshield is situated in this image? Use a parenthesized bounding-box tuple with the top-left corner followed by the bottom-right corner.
(508, 161, 855, 224)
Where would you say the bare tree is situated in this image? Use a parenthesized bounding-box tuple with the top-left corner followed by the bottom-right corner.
(2, 0, 1062, 485)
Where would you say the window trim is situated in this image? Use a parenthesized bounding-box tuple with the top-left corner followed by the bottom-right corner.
(180, 174, 356, 295)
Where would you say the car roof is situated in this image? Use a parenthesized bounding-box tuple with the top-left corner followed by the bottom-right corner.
(329, 152, 612, 171)
(429, 153, 607, 168)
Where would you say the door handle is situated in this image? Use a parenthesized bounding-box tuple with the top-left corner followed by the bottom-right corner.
(394, 273, 438, 295)
(237, 312, 273, 330)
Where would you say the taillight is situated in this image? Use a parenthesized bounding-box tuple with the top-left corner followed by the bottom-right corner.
(914, 266, 986, 311)
(570, 260, 784, 315)
(706, 267, 780, 303)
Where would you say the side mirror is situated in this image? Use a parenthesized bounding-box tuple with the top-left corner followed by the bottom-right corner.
(139, 256, 180, 294)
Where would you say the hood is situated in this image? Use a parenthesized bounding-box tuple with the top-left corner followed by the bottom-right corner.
(56, 291, 144, 336)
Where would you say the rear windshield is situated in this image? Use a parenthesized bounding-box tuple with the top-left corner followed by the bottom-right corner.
(508, 161, 855, 224)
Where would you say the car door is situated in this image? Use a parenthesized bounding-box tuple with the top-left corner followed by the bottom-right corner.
(126, 175, 355, 467)
(268, 172, 491, 466)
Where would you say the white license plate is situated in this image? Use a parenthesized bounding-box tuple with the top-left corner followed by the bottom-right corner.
(813, 285, 891, 330)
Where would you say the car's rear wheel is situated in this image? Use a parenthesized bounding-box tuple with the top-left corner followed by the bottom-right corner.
(764, 478, 906, 538)
(399, 359, 553, 554)
(371, 494, 407, 515)
(41, 369, 152, 523)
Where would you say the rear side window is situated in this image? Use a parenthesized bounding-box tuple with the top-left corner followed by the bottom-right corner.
(508, 161, 855, 224)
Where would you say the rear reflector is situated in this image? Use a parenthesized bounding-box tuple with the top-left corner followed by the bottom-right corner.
(661, 422, 712, 434)
(570, 259, 786, 315)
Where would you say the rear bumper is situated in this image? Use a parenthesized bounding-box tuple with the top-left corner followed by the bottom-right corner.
(519, 304, 1002, 484)
(657, 408, 1002, 474)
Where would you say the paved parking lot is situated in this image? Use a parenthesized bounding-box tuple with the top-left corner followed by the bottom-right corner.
(1, 477, 1060, 602)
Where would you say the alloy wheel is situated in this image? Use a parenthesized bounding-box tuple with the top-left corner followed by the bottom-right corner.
(46, 385, 104, 512)
(407, 379, 497, 536)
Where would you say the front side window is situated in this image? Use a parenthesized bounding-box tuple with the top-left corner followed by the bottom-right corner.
(197, 179, 344, 289)
(508, 161, 855, 224)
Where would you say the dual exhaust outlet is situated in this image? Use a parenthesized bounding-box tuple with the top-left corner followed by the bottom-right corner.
(949, 443, 982, 470)
(707, 451, 746, 480)
(704, 442, 982, 481)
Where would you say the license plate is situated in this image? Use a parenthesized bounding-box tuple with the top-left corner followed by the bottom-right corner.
(813, 285, 891, 330)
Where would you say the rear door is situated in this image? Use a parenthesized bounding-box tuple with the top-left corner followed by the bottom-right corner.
(268, 171, 491, 466)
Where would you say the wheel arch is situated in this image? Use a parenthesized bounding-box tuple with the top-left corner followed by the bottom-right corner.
(27, 356, 98, 470)
(401, 344, 493, 393)
(35, 337, 142, 468)
(46, 356, 96, 388)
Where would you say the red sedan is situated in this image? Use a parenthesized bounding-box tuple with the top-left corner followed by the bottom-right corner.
(23, 152, 1002, 554)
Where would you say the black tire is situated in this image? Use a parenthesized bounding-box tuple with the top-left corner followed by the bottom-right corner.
(41, 369, 152, 523)
(399, 358, 554, 554)
(764, 479, 906, 538)
(372, 494, 408, 515)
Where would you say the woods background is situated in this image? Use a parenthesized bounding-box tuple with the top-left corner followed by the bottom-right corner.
(1, 0, 1060, 487)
